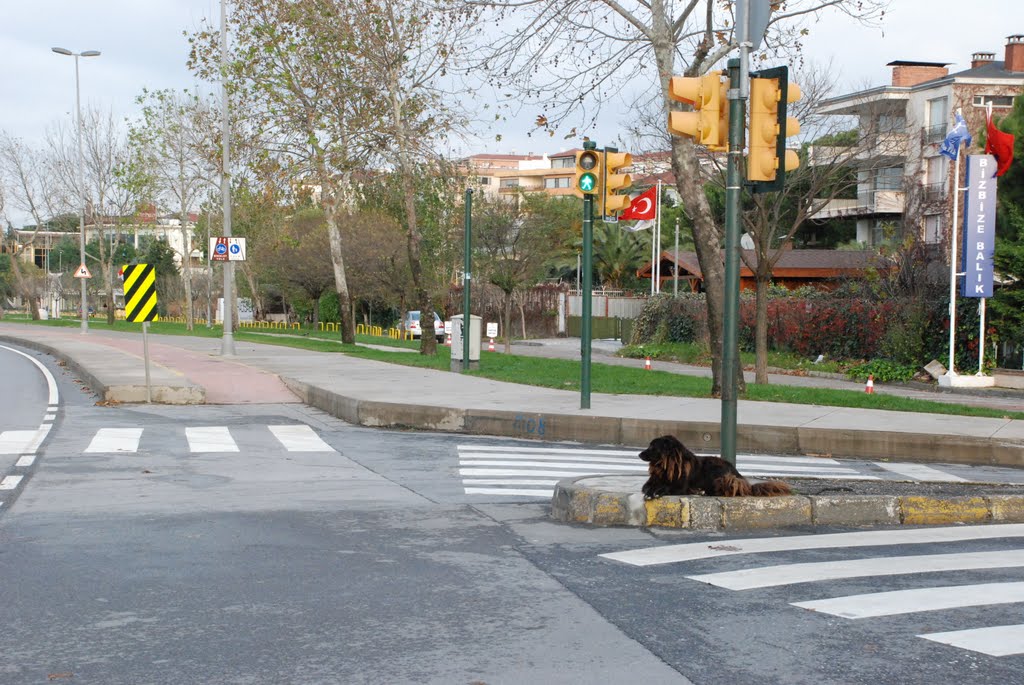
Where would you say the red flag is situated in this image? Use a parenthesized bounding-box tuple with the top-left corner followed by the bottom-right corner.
(619, 186, 657, 221)
(986, 114, 1015, 177)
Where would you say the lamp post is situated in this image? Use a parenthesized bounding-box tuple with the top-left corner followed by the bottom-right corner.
(52, 46, 100, 333)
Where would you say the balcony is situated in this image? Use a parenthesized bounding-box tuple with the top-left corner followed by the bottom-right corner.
(806, 132, 908, 167)
(922, 124, 946, 145)
(809, 190, 905, 219)
(922, 182, 947, 203)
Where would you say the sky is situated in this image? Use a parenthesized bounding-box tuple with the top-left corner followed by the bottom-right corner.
(2, 1, 1023, 167)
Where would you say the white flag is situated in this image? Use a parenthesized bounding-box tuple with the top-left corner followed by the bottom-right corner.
(624, 219, 654, 232)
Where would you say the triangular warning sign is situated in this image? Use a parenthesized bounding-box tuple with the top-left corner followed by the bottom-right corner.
(74, 263, 92, 279)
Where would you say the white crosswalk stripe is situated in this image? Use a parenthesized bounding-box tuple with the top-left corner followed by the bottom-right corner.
(603, 523, 1024, 658)
(85, 428, 143, 453)
(874, 461, 969, 482)
(73, 424, 337, 455)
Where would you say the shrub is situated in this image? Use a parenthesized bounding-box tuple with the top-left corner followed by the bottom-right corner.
(846, 359, 917, 383)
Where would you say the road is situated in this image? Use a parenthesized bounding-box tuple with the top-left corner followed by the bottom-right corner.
(1, 346, 1022, 684)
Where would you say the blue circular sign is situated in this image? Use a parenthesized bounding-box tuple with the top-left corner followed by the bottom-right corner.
(229, 244, 240, 254)
(215, 243, 228, 255)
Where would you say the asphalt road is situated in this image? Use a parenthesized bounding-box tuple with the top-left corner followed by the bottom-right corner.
(1, 346, 1022, 684)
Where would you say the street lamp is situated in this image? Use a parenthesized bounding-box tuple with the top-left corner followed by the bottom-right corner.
(52, 46, 100, 333)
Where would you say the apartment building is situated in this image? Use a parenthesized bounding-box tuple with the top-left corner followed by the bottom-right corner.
(812, 34, 1024, 247)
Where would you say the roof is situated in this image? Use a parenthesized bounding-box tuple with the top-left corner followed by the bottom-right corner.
(887, 60, 950, 67)
(643, 249, 883, 278)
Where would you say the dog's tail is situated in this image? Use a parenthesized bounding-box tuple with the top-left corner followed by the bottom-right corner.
(750, 480, 792, 497)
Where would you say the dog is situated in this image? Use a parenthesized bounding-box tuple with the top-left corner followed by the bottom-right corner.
(639, 435, 792, 499)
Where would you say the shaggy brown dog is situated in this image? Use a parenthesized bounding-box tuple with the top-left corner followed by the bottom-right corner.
(639, 435, 792, 499)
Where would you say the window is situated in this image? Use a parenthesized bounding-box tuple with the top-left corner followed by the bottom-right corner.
(927, 156, 945, 185)
(499, 179, 519, 188)
(476, 176, 491, 185)
(927, 97, 948, 127)
(875, 166, 903, 191)
(544, 177, 570, 189)
(924, 215, 942, 244)
(551, 157, 575, 169)
(878, 115, 906, 132)
(973, 94, 1015, 108)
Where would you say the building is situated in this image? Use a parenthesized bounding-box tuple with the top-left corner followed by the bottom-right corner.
(811, 34, 1024, 247)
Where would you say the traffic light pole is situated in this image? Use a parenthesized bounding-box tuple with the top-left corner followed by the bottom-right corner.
(581, 192, 593, 409)
(721, 57, 744, 466)
(462, 188, 473, 372)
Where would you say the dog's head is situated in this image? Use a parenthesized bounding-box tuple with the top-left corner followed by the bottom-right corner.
(638, 435, 687, 463)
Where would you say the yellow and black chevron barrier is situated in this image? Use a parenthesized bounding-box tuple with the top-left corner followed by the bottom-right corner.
(122, 263, 159, 323)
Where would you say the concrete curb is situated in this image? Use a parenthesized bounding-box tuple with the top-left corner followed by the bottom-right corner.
(550, 475, 1024, 530)
(281, 377, 1024, 468)
(0, 335, 204, 405)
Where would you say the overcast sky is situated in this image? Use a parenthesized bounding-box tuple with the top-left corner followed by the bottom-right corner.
(2, 0, 1022, 160)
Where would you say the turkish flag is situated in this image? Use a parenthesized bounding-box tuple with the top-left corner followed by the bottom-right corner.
(986, 115, 1015, 177)
(619, 186, 657, 221)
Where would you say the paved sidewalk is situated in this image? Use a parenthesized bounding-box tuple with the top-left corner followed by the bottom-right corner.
(2, 323, 1024, 469)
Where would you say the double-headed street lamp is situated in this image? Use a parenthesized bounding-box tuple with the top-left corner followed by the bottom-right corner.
(52, 46, 100, 333)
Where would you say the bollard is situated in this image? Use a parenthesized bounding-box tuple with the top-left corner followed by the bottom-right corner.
(488, 338, 495, 352)
(865, 374, 874, 394)
(644, 356, 652, 370)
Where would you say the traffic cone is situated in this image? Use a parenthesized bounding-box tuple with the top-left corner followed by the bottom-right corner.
(488, 338, 495, 352)
(865, 374, 874, 394)
(445, 333, 452, 346)
(644, 356, 652, 370)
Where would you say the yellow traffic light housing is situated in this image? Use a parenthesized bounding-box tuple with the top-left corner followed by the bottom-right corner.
(747, 66, 802, 191)
(602, 149, 632, 218)
(574, 149, 601, 197)
(667, 71, 728, 151)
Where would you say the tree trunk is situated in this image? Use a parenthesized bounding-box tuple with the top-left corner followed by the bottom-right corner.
(755, 273, 770, 384)
(322, 192, 355, 344)
(503, 291, 514, 353)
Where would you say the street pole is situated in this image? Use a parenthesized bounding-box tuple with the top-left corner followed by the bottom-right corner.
(674, 217, 680, 296)
(52, 47, 99, 332)
(721, 57, 745, 466)
(219, 0, 235, 355)
(462, 188, 472, 372)
(581, 193, 594, 410)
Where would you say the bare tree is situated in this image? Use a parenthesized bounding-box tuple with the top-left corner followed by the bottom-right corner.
(476, 0, 888, 394)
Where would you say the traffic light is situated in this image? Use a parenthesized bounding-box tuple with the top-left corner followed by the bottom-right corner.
(667, 71, 728, 151)
(602, 149, 632, 218)
(747, 66, 802, 189)
(574, 149, 601, 197)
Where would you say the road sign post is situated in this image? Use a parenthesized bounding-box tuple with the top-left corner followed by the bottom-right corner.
(122, 263, 159, 403)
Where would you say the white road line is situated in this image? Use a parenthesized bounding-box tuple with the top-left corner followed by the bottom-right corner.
(269, 425, 336, 452)
(458, 454, 638, 464)
(44, 414, 56, 421)
(15, 455, 36, 468)
(600, 523, 1024, 566)
(874, 462, 967, 482)
(687, 550, 1024, 590)
(0, 431, 40, 455)
(461, 468, 626, 478)
(84, 428, 144, 453)
(0, 475, 24, 490)
(459, 445, 640, 456)
(0, 344, 59, 406)
(734, 454, 842, 465)
(919, 624, 1024, 657)
(735, 464, 860, 474)
(460, 460, 645, 471)
(464, 487, 552, 497)
(792, 582, 1024, 619)
(186, 427, 239, 453)
(742, 471, 880, 480)
(463, 479, 561, 486)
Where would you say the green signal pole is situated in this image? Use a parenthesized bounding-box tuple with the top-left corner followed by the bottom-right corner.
(581, 190, 594, 410)
(462, 188, 473, 371)
(721, 57, 744, 466)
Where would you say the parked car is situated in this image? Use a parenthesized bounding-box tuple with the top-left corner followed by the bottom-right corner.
(404, 310, 445, 342)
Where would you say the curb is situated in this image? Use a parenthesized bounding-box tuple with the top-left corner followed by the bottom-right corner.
(550, 475, 1024, 530)
(282, 377, 1024, 468)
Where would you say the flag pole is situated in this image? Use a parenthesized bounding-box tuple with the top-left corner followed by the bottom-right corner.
(946, 120, 963, 378)
(655, 179, 662, 294)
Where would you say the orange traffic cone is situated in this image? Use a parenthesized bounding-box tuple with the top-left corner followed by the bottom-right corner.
(865, 374, 874, 394)
(445, 333, 452, 346)
(488, 338, 495, 352)
(644, 357, 652, 370)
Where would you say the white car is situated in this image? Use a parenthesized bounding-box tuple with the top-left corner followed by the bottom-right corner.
(404, 310, 445, 342)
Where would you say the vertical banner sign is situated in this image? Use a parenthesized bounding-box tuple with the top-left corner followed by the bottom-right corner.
(122, 264, 159, 322)
(961, 155, 997, 298)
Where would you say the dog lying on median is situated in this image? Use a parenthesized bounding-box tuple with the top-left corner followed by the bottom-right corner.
(639, 435, 792, 499)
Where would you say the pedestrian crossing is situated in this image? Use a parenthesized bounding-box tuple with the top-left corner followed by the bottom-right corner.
(601, 523, 1024, 658)
(455, 444, 1002, 498)
(80, 424, 337, 454)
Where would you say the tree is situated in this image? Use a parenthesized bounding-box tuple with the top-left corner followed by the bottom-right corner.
(475, 191, 562, 351)
(989, 98, 1024, 348)
(263, 207, 335, 329)
(478, 0, 887, 395)
(129, 89, 219, 330)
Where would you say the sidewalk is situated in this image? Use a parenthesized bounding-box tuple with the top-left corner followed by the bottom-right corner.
(2, 323, 1024, 469)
